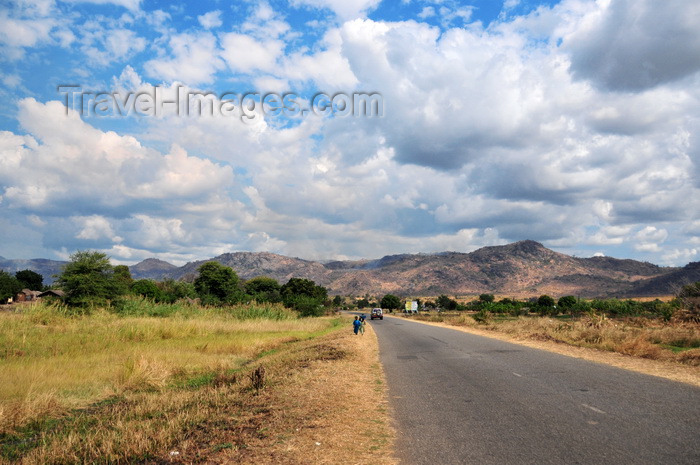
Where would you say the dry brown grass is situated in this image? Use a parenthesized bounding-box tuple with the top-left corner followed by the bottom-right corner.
(0, 315, 396, 464)
(402, 313, 700, 387)
(205, 320, 397, 465)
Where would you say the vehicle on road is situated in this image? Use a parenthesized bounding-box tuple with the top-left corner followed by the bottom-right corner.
(371, 308, 383, 320)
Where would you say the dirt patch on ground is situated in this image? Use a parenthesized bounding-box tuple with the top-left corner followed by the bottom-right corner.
(395, 316, 700, 388)
(199, 322, 397, 465)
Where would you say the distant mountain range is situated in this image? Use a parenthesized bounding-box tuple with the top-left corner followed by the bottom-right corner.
(2, 241, 698, 298)
(0, 257, 66, 284)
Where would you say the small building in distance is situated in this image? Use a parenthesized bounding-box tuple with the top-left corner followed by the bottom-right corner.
(15, 289, 42, 302)
(38, 289, 66, 299)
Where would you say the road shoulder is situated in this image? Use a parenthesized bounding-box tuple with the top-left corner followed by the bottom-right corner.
(207, 318, 398, 464)
(387, 315, 700, 387)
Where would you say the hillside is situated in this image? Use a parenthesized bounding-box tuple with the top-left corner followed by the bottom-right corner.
(129, 258, 179, 280)
(131, 241, 689, 298)
(167, 252, 332, 284)
(5, 241, 698, 298)
(322, 241, 675, 298)
(0, 258, 66, 284)
(625, 262, 700, 297)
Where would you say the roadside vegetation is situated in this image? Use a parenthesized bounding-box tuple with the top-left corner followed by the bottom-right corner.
(0, 251, 399, 464)
(401, 284, 700, 366)
(0, 300, 346, 463)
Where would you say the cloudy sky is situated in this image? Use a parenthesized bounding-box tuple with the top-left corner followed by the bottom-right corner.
(0, 0, 698, 266)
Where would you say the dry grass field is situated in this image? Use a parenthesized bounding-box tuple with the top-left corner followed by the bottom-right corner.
(0, 302, 395, 464)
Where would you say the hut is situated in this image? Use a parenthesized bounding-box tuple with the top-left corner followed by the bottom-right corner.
(16, 289, 42, 302)
(38, 289, 66, 299)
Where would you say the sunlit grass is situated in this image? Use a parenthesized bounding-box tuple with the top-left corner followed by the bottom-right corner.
(0, 300, 336, 437)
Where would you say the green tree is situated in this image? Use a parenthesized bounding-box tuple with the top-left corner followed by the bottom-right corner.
(55, 251, 124, 308)
(281, 278, 327, 300)
(537, 294, 557, 316)
(380, 294, 402, 310)
(194, 262, 242, 305)
(557, 295, 577, 308)
(436, 294, 458, 310)
(332, 295, 343, 306)
(280, 278, 328, 314)
(131, 279, 163, 301)
(479, 293, 495, 303)
(356, 298, 370, 309)
(244, 276, 281, 294)
(244, 276, 282, 303)
(157, 279, 196, 303)
(15, 269, 43, 290)
(113, 265, 133, 292)
(0, 270, 22, 302)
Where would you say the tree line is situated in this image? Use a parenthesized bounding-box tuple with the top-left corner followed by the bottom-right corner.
(24, 251, 330, 317)
(349, 288, 699, 322)
(7, 250, 699, 322)
(0, 269, 44, 302)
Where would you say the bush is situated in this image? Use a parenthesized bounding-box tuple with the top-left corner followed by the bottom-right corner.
(589, 299, 644, 316)
(479, 293, 495, 303)
(679, 281, 700, 317)
(437, 294, 458, 310)
(285, 295, 324, 317)
(244, 276, 282, 303)
(54, 251, 125, 308)
(194, 262, 243, 305)
(157, 279, 196, 303)
(131, 279, 163, 301)
(472, 308, 490, 324)
(557, 295, 577, 309)
(570, 300, 592, 315)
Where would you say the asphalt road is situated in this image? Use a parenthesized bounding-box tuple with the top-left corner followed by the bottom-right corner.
(370, 315, 700, 465)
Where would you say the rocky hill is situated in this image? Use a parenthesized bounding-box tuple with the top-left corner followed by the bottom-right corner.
(129, 241, 691, 298)
(319, 241, 674, 298)
(625, 262, 700, 297)
(128, 258, 178, 281)
(166, 252, 332, 284)
(4, 241, 698, 298)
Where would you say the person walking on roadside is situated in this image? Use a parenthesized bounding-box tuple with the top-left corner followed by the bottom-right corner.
(359, 314, 366, 335)
(353, 316, 362, 335)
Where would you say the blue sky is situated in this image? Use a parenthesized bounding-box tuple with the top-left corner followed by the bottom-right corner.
(0, 0, 699, 266)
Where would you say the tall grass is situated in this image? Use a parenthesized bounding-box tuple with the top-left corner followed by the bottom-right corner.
(115, 296, 300, 320)
(0, 300, 337, 443)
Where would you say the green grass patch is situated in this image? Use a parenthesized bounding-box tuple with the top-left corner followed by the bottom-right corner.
(659, 344, 697, 353)
(212, 442, 233, 452)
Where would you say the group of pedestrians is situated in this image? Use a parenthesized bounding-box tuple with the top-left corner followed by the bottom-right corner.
(353, 314, 366, 335)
